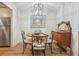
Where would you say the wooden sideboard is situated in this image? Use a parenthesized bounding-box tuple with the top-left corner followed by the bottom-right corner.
(52, 31, 71, 49)
(51, 21, 72, 50)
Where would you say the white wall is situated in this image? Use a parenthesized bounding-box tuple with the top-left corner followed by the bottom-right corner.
(3, 2, 18, 47)
(71, 3, 78, 56)
(58, 2, 79, 56)
(17, 3, 58, 42)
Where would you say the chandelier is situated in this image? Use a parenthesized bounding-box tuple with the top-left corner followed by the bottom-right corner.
(31, 3, 46, 28)
(33, 3, 43, 16)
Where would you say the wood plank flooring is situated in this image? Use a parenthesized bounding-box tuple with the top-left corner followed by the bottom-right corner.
(0, 42, 70, 56)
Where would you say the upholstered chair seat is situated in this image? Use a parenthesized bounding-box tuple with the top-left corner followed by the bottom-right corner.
(24, 38, 32, 43)
(33, 42, 45, 50)
(58, 23, 68, 31)
(33, 42, 45, 47)
(24, 32, 33, 43)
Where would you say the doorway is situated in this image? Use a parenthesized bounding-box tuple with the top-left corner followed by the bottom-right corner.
(0, 2, 12, 47)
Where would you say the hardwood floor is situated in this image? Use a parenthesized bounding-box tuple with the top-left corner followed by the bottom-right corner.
(0, 42, 70, 56)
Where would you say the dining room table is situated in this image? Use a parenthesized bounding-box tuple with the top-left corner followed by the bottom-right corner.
(26, 32, 48, 55)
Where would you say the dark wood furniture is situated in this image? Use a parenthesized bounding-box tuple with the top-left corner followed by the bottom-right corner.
(51, 21, 72, 53)
(52, 31, 71, 48)
(32, 33, 48, 56)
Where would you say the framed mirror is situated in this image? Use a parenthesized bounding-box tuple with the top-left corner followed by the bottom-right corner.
(31, 15, 46, 28)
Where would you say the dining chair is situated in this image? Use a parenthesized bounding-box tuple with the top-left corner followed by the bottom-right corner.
(45, 32, 53, 53)
(41, 31, 53, 53)
(21, 31, 32, 54)
(32, 34, 48, 56)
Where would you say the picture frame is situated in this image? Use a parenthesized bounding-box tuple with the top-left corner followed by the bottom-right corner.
(30, 15, 46, 28)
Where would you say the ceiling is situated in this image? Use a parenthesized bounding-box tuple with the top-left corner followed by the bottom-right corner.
(12, 2, 64, 11)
